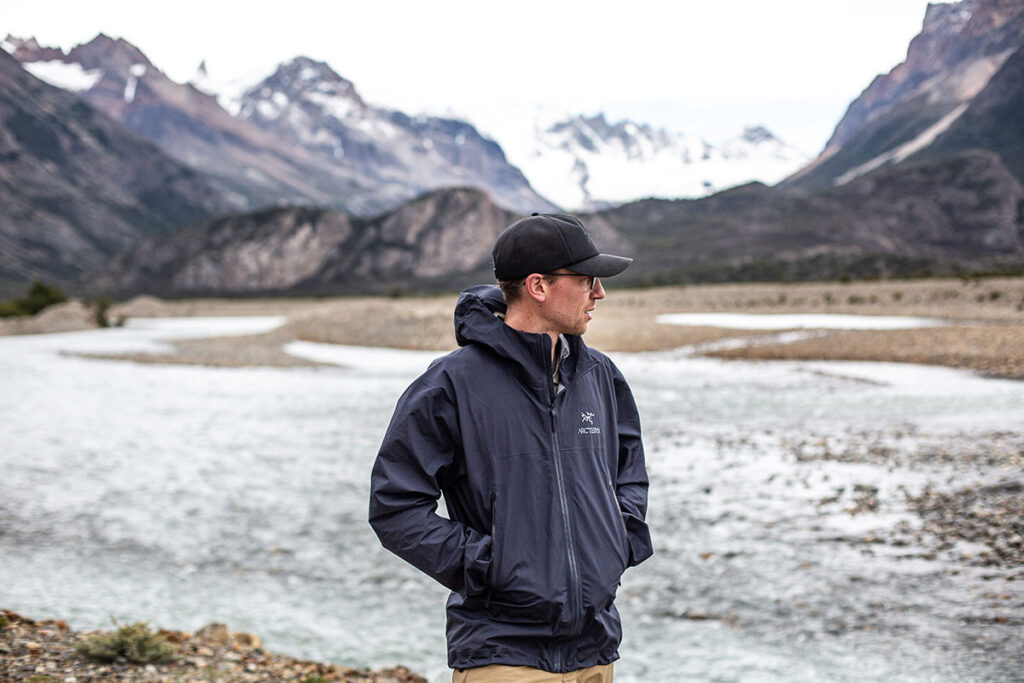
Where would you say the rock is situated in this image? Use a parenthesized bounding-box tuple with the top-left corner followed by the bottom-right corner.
(231, 631, 262, 649)
(195, 623, 229, 644)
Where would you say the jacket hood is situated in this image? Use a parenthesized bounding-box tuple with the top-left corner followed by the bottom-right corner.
(454, 284, 589, 402)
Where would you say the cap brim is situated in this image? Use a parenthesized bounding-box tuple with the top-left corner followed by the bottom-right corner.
(565, 253, 633, 278)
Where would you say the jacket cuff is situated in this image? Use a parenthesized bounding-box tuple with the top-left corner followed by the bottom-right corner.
(624, 514, 653, 567)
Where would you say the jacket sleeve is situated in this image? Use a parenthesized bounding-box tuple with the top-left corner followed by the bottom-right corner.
(611, 362, 654, 567)
(368, 373, 491, 596)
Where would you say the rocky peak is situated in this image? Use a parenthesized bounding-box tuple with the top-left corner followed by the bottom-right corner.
(787, 0, 1023, 190)
(238, 56, 368, 124)
(922, 1, 974, 35)
(740, 126, 778, 144)
(2, 35, 65, 61)
(544, 114, 674, 156)
(261, 57, 363, 103)
(66, 33, 155, 77)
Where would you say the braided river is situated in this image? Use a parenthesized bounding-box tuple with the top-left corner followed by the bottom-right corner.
(1, 317, 1021, 682)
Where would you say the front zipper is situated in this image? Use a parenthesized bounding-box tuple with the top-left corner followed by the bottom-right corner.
(550, 401, 583, 641)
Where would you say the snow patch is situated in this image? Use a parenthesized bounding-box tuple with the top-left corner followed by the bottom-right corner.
(124, 316, 288, 339)
(189, 60, 282, 116)
(256, 99, 280, 120)
(284, 341, 444, 374)
(23, 60, 102, 92)
(656, 313, 950, 330)
(124, 75, 137, 103)
(306, 90, 359, 120)
(503, 112, 809, 209)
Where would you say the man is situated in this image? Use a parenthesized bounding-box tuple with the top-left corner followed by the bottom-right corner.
(369, 213, 653, 682)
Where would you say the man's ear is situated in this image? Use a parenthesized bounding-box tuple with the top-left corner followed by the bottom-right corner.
(523, 273, 548, 303)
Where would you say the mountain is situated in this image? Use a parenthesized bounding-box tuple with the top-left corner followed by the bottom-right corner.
(0, 47, 231, 295)
(589, 149, 1024, 285)
(94, 149, 1024, 297)
(232, 57, 554, 215)
(92, 185, 631, 297)
(8, 35, 554, 216)
(785, 0, 1024, 190)
(913, 41, 1024, 180)
(7, 33, 350, 211)
(504, 112, 809, 210)
(94, 188, 517, 297)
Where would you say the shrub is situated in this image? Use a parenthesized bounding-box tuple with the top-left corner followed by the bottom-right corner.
(0, 279, 67, 318)
(93, 295, 112, 327)
(75, 620, 178, 664)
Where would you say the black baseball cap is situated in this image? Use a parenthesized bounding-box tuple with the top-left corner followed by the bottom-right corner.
(492, 213, 632, 281)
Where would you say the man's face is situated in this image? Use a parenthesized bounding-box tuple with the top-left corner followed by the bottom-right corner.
(542, 270, 606, 336)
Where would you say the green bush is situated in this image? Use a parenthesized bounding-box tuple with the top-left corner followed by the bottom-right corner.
(0, 279, 67, 318)
(75, 620, 177, 664)
(93, 295, 112, 327)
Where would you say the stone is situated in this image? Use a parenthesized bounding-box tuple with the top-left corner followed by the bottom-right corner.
(195, 623, 229, 644)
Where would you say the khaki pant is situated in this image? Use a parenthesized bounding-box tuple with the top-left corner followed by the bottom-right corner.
(453, 663, 613, 683)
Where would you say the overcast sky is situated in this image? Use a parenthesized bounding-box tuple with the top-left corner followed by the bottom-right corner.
(3, 0, 945, 155)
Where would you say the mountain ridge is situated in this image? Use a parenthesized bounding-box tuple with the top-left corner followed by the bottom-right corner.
(9, 34, 555, 216)
(0, 46, 232, 295)
(785, 0, 1024, 190)
(505, 112, 809, 210)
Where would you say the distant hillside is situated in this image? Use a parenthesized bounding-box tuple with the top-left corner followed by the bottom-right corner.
(592, 150, 1024, 285)
(0, 48, 230, 295)
(912, 43, 1024, 180)
(93, 188, 522, 297)
(92, 150, 1024, 297)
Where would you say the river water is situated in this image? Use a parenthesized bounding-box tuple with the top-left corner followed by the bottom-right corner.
(1, 318, 1022, 682)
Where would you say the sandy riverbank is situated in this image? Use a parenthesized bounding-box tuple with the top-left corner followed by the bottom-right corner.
(4, 277, 1022, 378)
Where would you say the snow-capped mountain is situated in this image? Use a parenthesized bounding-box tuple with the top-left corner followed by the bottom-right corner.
(505, 112, 809, 210)
(231, 56, 550, 216)
(6, 35, 553, 216)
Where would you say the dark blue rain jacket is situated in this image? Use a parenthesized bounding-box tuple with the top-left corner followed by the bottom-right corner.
(369, 285, 653, 673)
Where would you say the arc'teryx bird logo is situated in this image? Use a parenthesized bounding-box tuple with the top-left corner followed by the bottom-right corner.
(579, 411, 600, 435)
